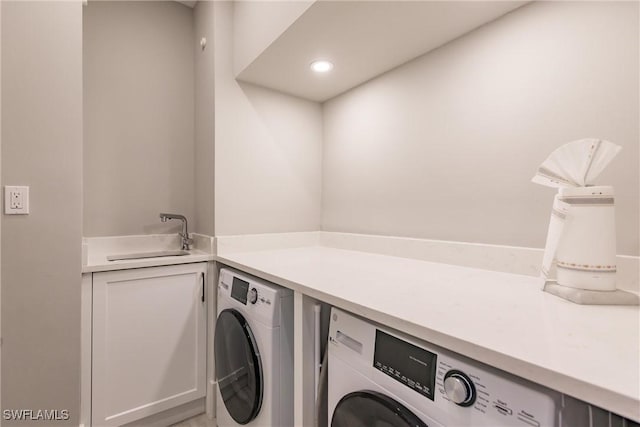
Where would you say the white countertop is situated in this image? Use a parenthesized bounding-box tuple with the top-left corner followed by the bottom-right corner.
(215, 244, 640, 422)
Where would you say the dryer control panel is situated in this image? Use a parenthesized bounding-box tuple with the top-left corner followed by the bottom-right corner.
(329, 308, 559, 427)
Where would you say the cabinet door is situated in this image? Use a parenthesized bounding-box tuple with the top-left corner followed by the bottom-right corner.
(92, 263, 207, 427)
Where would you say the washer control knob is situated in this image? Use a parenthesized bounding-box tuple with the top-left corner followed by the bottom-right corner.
(444, 370, 476, 407)
(248, 288, 258, 304)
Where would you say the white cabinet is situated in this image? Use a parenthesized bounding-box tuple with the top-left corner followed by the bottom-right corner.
(91, 263, 207, 427)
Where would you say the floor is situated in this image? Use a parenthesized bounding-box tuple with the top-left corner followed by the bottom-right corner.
(170, 413, 216, 427)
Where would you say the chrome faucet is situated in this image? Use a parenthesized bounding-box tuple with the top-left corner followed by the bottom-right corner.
(159, 213, 193, 250)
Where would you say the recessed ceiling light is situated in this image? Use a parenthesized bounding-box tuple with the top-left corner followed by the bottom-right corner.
(310, 60, 334, 73)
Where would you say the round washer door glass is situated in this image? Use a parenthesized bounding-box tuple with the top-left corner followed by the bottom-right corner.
(215, 309, 263, 424)
(331, 391, 428, 427)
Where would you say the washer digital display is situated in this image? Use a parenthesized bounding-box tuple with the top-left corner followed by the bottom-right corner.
(373, 329, 437, 400)
(231, 277, 249, 305)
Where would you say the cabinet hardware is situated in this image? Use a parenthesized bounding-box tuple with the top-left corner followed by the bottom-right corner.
(201, 272, 205, 302)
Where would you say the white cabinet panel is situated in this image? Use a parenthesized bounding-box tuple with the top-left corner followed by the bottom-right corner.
(92, 263, 207, 426)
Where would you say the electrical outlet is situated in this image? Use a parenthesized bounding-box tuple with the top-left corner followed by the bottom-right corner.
(11, 191, 23, 209)
(4, 186, 29, 214)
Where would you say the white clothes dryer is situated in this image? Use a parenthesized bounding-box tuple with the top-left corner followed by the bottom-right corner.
(328, 308, 560, 427)
(215, 268, 293, 427)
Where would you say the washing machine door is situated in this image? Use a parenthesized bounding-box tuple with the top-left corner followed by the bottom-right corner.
(215, 309, 263, 425)
(331, 391, 428, 427)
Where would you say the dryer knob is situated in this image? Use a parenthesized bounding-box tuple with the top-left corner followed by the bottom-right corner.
(444, 370, 476, 407)
(248, 287, 258, 304)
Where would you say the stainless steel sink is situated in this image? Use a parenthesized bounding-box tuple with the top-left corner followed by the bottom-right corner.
(107, 250, 190, 261)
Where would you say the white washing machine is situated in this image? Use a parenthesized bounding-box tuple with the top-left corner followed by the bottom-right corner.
(328, 308, 560, 427)
(215, 268, 294, 427)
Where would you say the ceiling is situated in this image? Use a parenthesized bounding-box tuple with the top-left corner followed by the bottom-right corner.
(236, 1, 529, 102)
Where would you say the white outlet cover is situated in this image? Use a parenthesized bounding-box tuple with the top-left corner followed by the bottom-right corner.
(4, 186, 29, 214)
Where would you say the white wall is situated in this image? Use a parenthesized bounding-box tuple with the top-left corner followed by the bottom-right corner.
(233, 0, 315, 75)
(215, 1, 323, 236)
(83, 1, 196, 237)
(1, 1, 83, 423)
(322, 1, 639, 255)
(194, 1, 215, 236)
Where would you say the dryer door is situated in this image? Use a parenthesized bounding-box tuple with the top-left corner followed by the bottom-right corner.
(331, 391, 428, 427)
(214, 309, 264, 424)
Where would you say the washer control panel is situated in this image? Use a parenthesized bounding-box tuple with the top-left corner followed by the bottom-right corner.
(330, 308, 559, 427)
(373, 329, 437, 400)
(218, 268, 290, 327)
(443, 370, 476, 407)
(433, 356, 557, 427)
(248, 287, 258, 304)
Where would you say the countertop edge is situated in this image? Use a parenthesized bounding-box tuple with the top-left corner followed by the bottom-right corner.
(83, 253, 214, 273)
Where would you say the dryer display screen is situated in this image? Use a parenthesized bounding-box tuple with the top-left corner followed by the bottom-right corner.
(231, 277, 249, 304)
(374, 330, 437, 400)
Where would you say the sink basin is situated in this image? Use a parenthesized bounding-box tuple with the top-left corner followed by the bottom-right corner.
(107, 250, 190, 261)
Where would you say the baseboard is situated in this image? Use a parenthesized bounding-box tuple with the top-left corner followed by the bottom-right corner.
(120, 398, 206, 427)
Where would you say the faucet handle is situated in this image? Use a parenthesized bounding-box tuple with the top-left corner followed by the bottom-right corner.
(180, 233, 194, 250)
